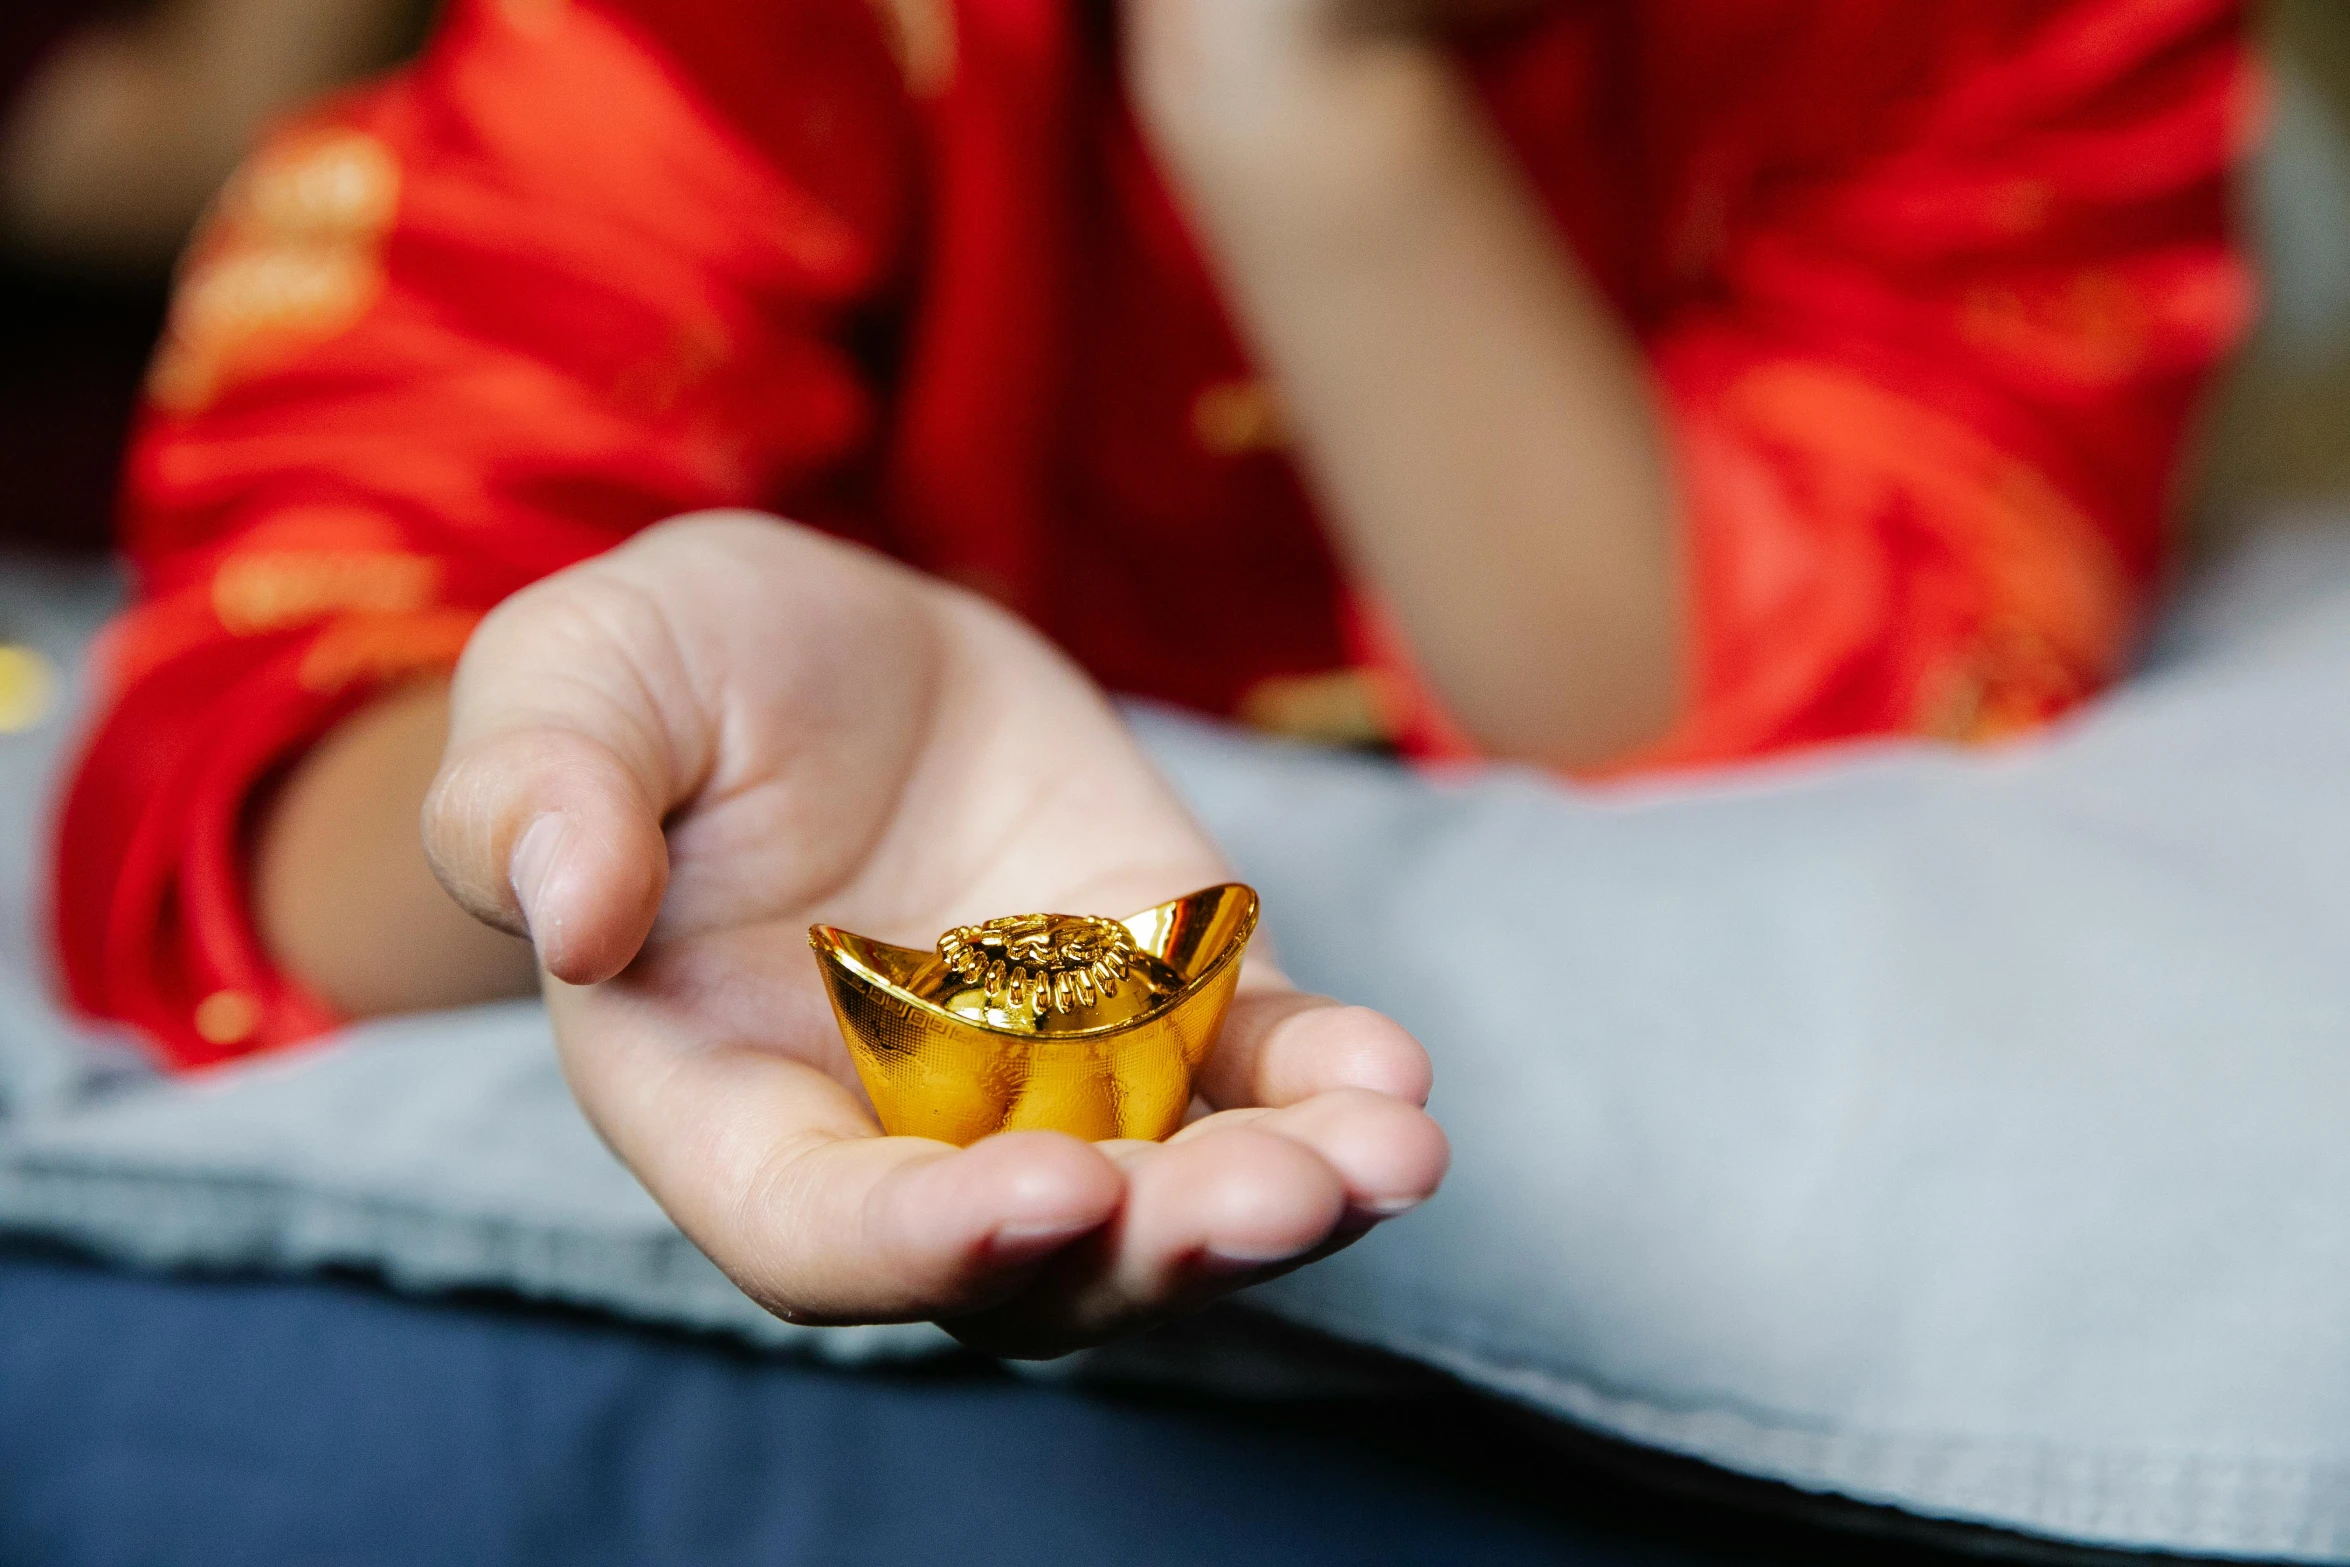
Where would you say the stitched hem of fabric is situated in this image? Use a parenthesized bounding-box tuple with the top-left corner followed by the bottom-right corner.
(0, 1156, 955, 1366)
(1255, 1296, 2350, 1563)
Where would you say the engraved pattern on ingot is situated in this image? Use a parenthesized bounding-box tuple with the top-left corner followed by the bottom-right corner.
(937, 912, 1137, 1017)
(810, 885, 1259, 1145)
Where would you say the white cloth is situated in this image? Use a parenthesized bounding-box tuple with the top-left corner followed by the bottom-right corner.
(1180, 524, 2350, 1561)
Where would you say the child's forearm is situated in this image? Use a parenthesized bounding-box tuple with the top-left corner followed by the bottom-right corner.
(254, 681, 539, 1019)
(1135, 25, 1684, 767)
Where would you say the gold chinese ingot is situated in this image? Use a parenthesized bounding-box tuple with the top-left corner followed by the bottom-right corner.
(809, 885, 1259, 1145)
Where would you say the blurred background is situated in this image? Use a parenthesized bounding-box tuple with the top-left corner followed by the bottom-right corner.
(0, 0, 2344, 560)
(0, 0, 433, 556)
(2206, 0, 2350, 535)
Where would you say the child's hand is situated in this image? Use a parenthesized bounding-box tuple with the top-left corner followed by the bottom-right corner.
(422, 513, 1448, 1357)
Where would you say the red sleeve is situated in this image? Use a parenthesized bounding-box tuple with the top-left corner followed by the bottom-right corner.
(1383, 0, 2257, 771)
(53, 0, 914, 1069)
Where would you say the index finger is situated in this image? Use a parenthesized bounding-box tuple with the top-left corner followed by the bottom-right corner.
(545, 971, 1132, 1325)
(1195, 984, 1435, 1109)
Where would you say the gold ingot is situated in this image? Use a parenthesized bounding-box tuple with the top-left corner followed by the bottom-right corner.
(809, 885, 1259, 1145)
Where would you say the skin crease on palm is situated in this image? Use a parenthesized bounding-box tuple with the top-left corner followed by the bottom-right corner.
(419, 516, 1450, 1356)
(249, 0, 1681, 1352)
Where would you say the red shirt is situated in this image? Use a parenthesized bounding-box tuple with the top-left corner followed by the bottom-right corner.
(55, 0, 2256, 1068)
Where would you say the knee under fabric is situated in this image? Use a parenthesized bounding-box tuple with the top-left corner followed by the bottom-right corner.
(6, 527, 2350, 1560)
(1148, 527, 2350, 1561)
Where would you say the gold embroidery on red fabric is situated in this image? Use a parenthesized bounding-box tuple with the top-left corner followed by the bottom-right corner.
(866, 0, 956, 97)
(193, 989, 261, 1047)
(213, 550, 440, 635)
(496, 0, 571, 37)
(235, 128, 401, 239)
(1726, 363, 2132, 747)
(1960, 268, 2152, 387)
(1913, 620, 2080, 745)
(610, 319, 733, 417)
(1987, 179, 2055, 238)
(1192, 379, 1287, 457)
(1237, 670, 1398, 748)
(297, 609, 481, 694)
(149, 129, 401, 413)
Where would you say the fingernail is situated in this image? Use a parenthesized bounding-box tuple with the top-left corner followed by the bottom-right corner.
(509, 813, 565, 929)
(1199, 1239, 1315, 1270)
(1355, 1195, 1425, 1218)
(988, 1217, 1101, 1259)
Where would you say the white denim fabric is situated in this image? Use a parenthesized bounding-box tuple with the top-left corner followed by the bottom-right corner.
(1153, 524, 2350, 1561)
(4, 525, 2350, 1558)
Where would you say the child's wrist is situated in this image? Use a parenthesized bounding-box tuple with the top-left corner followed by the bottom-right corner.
(1136, 34, 1465, 251)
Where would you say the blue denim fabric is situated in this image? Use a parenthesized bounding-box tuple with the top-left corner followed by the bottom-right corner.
(0, 1246, 1653, 1567)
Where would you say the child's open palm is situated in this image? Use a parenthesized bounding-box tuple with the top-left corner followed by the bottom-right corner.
(422, 513, 1447, 1356)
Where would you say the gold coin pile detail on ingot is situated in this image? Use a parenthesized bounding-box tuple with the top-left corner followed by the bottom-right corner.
(938, 912, 1151, 1018)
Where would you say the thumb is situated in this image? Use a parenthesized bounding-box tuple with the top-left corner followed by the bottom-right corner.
(422, 575, 699, 985)
(426, 725, 670, 985)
